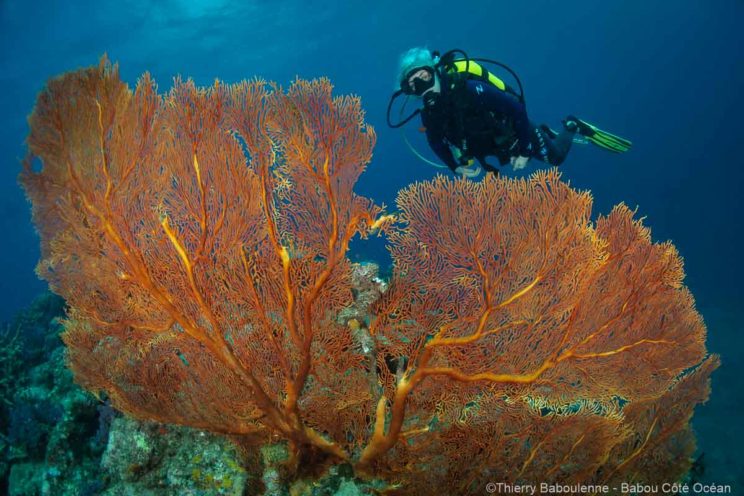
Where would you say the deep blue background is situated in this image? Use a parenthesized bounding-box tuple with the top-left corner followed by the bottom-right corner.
(1, 0, 742, 486)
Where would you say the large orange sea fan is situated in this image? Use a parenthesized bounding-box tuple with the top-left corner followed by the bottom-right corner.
(20, 59, 716, 494)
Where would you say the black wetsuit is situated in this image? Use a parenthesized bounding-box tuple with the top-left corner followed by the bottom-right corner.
(421, 78, 576, 173)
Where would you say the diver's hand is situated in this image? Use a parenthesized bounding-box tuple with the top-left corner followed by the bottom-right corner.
(510, 155, 530, 170)
(454, 165, 482, 178)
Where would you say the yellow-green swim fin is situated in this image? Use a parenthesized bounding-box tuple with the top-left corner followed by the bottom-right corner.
(566, 116, 632, 153)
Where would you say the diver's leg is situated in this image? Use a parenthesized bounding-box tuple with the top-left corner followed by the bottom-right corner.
(549, 126, 577, 165)
(530, 123, 576, 166)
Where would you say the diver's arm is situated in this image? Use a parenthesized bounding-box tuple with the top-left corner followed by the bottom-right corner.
(467, 81, 532, 156)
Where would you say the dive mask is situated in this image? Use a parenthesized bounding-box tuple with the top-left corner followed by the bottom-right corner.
(401, 66, 436, 96)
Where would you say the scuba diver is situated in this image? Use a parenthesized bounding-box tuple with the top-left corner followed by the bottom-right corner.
(387, 47, 632, 176)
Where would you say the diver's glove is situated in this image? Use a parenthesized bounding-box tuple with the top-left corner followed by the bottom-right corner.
(454, 164, 482, 178)
(510, 155, 530, 170)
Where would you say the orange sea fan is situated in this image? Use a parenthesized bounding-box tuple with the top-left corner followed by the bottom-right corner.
(361, 171, 715, 493)
(20, 57, 385, 463)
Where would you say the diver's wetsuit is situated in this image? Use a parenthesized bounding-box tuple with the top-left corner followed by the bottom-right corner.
(421, 78, 576, 173)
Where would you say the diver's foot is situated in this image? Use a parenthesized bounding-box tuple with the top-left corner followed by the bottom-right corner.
(563, 115, 580, 133)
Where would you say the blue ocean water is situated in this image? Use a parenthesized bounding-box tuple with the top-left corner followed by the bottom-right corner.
(1, 0, 741, 488)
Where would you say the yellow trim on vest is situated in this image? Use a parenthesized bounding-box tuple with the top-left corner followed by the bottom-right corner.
(450, 60, 507, 91)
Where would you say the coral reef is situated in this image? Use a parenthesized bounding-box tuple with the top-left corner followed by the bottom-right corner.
(1, 294, 103, 496)
(100, 416, 252, 496)
(0, 325, 22, 487)
(20, 58, 717, 493)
